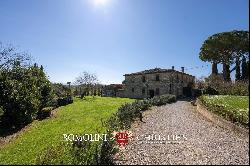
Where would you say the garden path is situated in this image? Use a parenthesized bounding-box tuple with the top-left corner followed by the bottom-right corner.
(115, 101, 249, 165)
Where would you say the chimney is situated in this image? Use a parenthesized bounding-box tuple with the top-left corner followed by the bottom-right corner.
(181, 67, 184, 73)
(172, 66, 175, 70)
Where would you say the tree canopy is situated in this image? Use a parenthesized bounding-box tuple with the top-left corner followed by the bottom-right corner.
(199, 30, 249, 81)
(74, 71, 99, 98)
(0, 42, 31, 70)
(0, 43, 53, 129)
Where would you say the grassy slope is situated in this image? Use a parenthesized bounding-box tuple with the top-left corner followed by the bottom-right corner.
(0, 97, 134, 164)
(199, 95, 249, 125)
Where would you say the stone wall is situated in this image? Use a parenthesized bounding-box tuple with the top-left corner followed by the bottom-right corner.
(116, 89, 125, 98)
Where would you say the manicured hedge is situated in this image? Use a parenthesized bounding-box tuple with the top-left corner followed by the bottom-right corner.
(150, 94, 177, 106)
(113, 94, 176, 130)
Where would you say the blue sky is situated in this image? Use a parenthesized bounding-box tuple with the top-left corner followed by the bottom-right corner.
(0, 0, 249, 84)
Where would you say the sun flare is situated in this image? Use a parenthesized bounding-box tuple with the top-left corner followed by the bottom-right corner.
(93, 0, 110, 6)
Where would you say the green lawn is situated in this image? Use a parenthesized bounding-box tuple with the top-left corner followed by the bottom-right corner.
(199, 95, 249, 126)
(0, 97, 134, 165)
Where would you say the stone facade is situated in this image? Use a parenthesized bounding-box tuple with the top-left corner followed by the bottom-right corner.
(102, 84, 124, 97)
(117, 67, 195, 99)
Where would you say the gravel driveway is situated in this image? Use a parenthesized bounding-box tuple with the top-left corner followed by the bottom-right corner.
(114, 101, 249, 165)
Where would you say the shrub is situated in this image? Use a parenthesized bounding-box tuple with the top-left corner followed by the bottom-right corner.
(204, 86, 219, 95)
(199, 95, 249, 126)
(52, 83, 71, 98)
(36, 142, 72, 165)
(0, 106, 4, 117)
(51, 83, 73, 107)
(57, 96, 73, 106)
(99, 94, 178, 162)
(36, 95, 177, 164)
(116, 103, 140, 129)
(135, 99, 152, 112)
(110, 94, 176, 130)
(50, 98, 59, 108)
(150, 94, 176, 106)
(204, 74, 249, 96)
(193, 89, 203, 97)
(36, 134, 117, 165)
(37, 107, 54, 120)
(0, 64, 54, 129)
(167, 95, 177, 103)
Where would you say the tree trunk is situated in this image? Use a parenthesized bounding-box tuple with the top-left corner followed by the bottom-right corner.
(241, 56, 247, 80)
(223, 63, 231, 81)
(247, 61, 249, 80)
(212, 62, 218, 75)
(235, 57, 241, 81)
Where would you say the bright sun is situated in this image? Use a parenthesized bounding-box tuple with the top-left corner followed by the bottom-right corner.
(93, 0, 110, 6)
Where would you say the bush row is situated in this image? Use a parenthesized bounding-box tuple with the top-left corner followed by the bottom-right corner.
(199, 95, 249, 126)
(203, 82, 249, 96)
(36, 94, 177, 164)
(83, 94, 177, 164)
(36, 132, 117, 165)
(215, 81, 249, 96)
(111, 94, 177, 130)
(57, 96, 73, 107)
(202, 75, 249, 96)
(37, 96, 73, 120)
(37, 107, 54, 120)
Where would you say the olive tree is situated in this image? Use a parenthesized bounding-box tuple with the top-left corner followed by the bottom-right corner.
(75, 71, 99, 98)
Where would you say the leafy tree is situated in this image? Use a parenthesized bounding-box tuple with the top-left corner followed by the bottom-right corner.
(32, 65, 54, 109)
(199, 34, 223, 75)
(0, 63, 53, 129)
(199, 30, 249, 81)
(232, 31, 249, 80)
(0, 42, 31, 70)
(52, 83, 71, 98)
(75, 71, 99, 97)
(0, 43, 53, 129)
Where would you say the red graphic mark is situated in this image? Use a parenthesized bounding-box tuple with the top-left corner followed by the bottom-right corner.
(113, 131, 131, 147)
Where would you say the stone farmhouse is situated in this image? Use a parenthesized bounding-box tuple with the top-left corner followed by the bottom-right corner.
(102, 84, 124, 97)
(115, 67, 195, 99)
